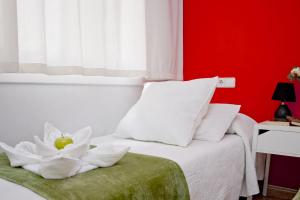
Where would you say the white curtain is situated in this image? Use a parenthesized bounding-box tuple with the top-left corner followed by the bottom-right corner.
(0, 0, 19, 72)
(0, 0, 183, 80)
(145, 0, 183, 80)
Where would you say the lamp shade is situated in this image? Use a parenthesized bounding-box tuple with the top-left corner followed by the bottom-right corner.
(272, 82, 296, 102)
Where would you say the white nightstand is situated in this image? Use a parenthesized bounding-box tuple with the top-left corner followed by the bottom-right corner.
(252, 121, 300, 196)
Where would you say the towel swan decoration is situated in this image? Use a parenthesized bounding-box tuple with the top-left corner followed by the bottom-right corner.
(0, 122, 129, 179)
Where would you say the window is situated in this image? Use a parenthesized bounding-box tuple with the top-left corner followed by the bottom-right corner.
(0, 0, 183, 80)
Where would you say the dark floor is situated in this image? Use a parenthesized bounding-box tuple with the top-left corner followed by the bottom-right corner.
(239, 194, 292, 200)
(253, 195, 289, 200)
(251, 181, 296, 200)
(240, 195, 287, 200)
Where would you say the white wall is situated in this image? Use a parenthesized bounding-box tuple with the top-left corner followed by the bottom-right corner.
(0, 74, 143, 145)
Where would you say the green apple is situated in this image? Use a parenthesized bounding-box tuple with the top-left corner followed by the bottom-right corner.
(54, 134, 73, 150)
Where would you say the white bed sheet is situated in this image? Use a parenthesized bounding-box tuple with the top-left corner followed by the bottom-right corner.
(93, 135, 246, 200)
(0, 134, 246, 200)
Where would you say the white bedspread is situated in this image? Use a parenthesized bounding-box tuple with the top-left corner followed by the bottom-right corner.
(0, 133, 258, 200)
(93, 135, 246, 200)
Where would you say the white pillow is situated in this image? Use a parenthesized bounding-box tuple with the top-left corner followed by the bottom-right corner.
(194, 104, 241, 142)
(113, 77, 219, 146)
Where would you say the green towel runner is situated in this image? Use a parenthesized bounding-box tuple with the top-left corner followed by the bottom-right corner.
(0, 153, 190, 200)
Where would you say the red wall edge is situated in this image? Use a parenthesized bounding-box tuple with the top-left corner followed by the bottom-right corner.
(183, 0, 300, 189)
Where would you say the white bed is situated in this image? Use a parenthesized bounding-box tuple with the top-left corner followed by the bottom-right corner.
(0, 133, 254, 200)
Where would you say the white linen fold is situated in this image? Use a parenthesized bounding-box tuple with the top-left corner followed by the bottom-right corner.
(228, 113, 259, 196)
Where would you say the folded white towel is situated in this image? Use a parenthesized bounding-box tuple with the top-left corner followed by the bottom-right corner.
(81, 144, 130, 167)
(0, 142, 41, 167)
(0, 122, 129, 179)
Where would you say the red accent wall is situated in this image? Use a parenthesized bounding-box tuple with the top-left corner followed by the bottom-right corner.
(184, 0, 300, 189)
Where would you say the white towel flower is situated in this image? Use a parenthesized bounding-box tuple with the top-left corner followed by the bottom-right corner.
(0, 123, 129, 179)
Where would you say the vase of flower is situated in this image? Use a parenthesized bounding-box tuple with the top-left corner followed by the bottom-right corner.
(288, 66, 300, 81)
(287, 66, 300, 123)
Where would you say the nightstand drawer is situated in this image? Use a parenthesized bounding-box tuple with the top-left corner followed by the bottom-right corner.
(257, 130, 300, 157)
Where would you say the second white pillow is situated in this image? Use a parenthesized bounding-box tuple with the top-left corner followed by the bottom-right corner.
(194, 104, 241, 142)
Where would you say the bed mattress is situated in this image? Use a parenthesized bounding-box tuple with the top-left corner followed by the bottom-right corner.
(0, 134, 245, 200)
